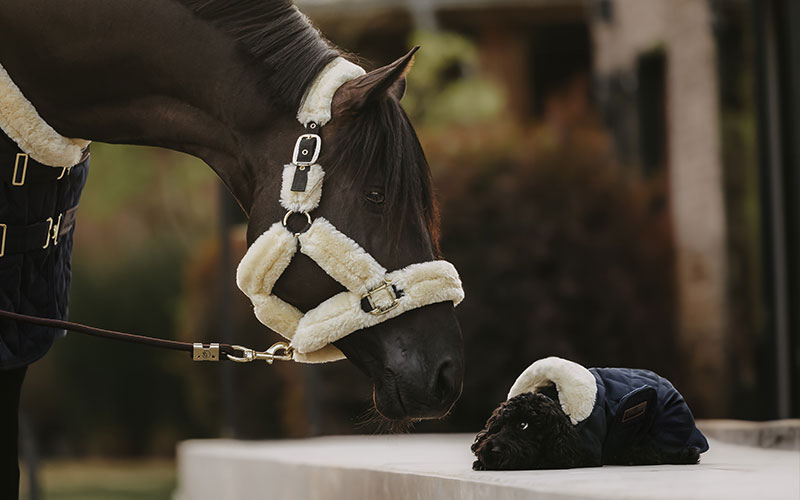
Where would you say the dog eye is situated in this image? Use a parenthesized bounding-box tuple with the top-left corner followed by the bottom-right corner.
(519, 422, 529, 430)
(365, 189, 385, 204)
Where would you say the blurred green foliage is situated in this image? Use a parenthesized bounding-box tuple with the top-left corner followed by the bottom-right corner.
(21, 460, 175, 500)
(403, 31, 505, 128)
(22, 144, 219, 456)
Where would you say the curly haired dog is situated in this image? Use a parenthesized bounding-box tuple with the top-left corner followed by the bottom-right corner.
(472, 357, 708, 470)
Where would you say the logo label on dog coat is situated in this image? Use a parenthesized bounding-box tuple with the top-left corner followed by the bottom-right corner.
(621, 401, 648, 422)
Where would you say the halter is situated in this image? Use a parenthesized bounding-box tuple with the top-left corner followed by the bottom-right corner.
(236, 58, 465, 363)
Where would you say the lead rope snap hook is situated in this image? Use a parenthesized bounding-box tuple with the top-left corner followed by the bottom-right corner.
(226, 342, 295, 364)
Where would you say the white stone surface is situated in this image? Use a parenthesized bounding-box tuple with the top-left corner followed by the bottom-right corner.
(175, 434, 800, 500)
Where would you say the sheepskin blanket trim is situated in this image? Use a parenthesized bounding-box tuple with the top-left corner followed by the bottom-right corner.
(508, 357, 598, 425)
(296, 57, 365, 127)
(236, 217, 464, 363)
(0, 63, 90, 167)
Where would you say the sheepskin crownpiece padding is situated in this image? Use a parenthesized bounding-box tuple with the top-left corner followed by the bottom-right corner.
(296, 57, 365, 126)
(236, 217, 464, 362)
(508, 357, 598, 425)
(281, 164, 325, 213)
(0, 63, 90, 167)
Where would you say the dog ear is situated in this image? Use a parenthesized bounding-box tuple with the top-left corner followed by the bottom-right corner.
(546, 413, 586, 468)
(472, 401, 507, 453)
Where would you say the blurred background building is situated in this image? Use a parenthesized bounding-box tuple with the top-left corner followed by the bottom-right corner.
(18, 0, 800, 497)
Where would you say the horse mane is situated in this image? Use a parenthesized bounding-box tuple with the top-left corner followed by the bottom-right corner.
(177, 0, 338, 111)
(178, 0, 440, 253)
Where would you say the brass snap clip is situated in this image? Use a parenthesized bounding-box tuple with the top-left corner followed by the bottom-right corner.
(226, 341, 294, 364)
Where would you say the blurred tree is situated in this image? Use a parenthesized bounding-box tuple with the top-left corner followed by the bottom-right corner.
(421, 122, 682, 430)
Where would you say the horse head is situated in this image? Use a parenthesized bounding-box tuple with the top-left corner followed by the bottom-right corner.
(0, 0, 464, 422)
(245, 50, 464, 420)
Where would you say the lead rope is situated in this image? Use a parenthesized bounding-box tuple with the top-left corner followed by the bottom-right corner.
(0, 308, 294, 364)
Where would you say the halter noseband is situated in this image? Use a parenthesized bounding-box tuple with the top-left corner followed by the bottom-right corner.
(236, 58, 464, 363)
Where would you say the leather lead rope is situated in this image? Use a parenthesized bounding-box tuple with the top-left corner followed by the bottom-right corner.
(0, 309, 294, 364)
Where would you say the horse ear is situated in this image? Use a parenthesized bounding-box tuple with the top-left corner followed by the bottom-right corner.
(335, 47, 418, 112)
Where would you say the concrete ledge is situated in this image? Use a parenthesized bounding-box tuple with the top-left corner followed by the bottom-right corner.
(175, 434, 800, 500)
(698, 419, 800, 450)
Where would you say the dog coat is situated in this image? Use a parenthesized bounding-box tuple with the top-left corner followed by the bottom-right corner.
(508, 357, 709, 466)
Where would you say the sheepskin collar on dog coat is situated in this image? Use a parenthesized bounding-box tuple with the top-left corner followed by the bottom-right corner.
(0, 63, 90, 167)
(236, 57, 465, 363)
(509, 357, 709, 466)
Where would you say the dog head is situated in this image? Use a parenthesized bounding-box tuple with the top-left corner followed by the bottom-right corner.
(471, 391, 586, 470)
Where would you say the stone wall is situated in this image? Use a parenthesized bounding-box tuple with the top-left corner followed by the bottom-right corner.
(591, 0, 729, 415)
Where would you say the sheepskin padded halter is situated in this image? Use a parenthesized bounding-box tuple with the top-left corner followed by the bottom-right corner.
(237, 57, 464, 363)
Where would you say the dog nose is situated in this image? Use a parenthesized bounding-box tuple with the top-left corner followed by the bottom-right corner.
(431, 357, 462, 408)
(478, 441, 504, 468)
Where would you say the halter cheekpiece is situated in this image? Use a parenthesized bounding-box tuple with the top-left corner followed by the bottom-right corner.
(236, 57, 465, 363)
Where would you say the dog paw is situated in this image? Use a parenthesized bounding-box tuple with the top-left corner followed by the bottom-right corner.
(681, 446, 701, 465)
(472, 459, 486, 471)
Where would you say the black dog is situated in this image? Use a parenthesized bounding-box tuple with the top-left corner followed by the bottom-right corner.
(472, 357, 708, 470)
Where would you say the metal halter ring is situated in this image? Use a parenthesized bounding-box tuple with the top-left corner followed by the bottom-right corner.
(282, 210, 312, 236)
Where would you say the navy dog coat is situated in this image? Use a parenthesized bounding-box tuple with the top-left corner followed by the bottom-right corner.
(508, 357, 709, 466)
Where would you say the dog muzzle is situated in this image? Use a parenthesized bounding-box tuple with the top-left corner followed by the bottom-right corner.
(236, 58, 464, 363)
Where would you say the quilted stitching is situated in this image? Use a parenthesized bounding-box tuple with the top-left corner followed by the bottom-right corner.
(0, 151, 88, 369)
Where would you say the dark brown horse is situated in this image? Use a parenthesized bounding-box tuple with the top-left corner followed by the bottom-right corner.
(0, 0, 463, 419)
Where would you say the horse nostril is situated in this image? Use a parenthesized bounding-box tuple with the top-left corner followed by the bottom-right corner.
(432, 358, 460, 406)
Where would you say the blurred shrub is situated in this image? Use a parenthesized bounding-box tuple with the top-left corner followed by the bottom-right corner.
(22, 144, 219, 456)
(418, 121, 681, 430)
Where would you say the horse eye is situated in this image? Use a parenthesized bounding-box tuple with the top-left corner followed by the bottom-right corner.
(519, 422, 529, 430)
(365, 189, 385, 204)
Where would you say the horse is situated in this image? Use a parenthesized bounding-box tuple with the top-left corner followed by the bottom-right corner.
(0, 0, 464, 495)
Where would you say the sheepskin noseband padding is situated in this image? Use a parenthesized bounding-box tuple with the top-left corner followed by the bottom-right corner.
(508, 357, 598, 425)
(237, 217, 464, 363)
(236, 57, 464, 363)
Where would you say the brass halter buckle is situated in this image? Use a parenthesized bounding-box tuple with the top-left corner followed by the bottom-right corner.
(362, 279, 401, 315)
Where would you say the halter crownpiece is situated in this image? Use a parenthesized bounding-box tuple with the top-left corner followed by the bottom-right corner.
(236, 57, 465, 363)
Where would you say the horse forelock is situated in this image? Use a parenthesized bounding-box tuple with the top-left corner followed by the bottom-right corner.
(326, 96, 441, 257)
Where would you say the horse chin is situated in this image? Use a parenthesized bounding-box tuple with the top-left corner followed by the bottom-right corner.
(334, 303, 464, 421)
(371, 375, 455, 422)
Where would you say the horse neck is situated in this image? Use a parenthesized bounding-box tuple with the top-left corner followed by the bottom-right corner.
(0, 0, 313, 212)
